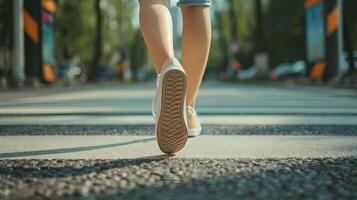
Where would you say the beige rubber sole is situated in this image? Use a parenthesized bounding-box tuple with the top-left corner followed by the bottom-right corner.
(156, 70, 188, 154)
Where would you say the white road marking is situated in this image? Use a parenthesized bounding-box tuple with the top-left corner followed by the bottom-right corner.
(0, 135, 356, 159)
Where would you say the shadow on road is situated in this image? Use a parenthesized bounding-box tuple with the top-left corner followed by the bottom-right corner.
(0, 155, 172, 179)
(0, 137, 156, 159)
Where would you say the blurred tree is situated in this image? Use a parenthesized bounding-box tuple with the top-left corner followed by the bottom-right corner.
(263, 0, 305, 68)
(101, 0, 135, 65)
(0, 0, 13, 48)
(210, 0, 254, 73)
(344, 0, 357, 50)
(210, 9, 229, 72)
(254, 0, 264, 53)
(88, 0, 102, 82)
(0, 0, 13, 79)
(228, 0, 239, 78)
(115, 0, 136, 76)
(56, 0, 136, 81)
(130, 30, 147, 81)
(55, 0, 95, 63)
(343, 0, 357, 77)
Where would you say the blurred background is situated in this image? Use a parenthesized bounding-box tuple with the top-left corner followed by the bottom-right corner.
(0, 0, 356, 89)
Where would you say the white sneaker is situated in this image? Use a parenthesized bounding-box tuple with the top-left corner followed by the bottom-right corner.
(152, 57, 188, 154)
(152, 74, 161, 121)
(186, 106, 202, 137)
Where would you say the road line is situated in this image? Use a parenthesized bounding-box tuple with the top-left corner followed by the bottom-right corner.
(1, 135, 356, 159)
(1, 115, 357, 125)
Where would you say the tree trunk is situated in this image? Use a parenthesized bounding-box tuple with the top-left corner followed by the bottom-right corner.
(255, 0, 264, 53)
(228, 1, 239, 79)
(343, 14, 355, 75)
(88, 0, 102, 82)
(215, 10, 229, 72)
(228, 1, 238, 40)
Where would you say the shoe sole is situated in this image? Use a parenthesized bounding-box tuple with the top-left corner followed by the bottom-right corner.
(188, 128, 201, 137)
(156, 70, 188, 154)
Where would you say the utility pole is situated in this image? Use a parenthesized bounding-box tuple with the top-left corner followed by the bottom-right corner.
(12, 0, 25, 87)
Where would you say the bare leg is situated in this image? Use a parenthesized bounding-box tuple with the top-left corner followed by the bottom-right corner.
(139, 0, 174, 74)
(181, 6, 211, 107)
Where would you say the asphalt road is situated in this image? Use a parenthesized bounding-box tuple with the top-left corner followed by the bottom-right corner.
(0, 81, 357, 199)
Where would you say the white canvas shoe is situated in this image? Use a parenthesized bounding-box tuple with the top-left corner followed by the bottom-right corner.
(186, 106, 202, 137)
(152, 57, 188, 154)
(152, 74, 161, 121)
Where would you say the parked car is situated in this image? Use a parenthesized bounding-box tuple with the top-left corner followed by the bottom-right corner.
(270, 60, 306, 80)
(59, 61, 83, 82)
(237, 66, 257, 80)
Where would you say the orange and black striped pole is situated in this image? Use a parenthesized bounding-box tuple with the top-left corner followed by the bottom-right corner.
(41, 0, 56, 83)
(305, 0, 343, 82)
(324, 0, 343, 81)
(23, 0, 42, 86)
(305, 0, 326, 82)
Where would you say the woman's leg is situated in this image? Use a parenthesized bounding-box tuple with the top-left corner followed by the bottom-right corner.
(139, 0, 174, 74)
(140, 0, 188, 154)
(181, 6, 211, 107)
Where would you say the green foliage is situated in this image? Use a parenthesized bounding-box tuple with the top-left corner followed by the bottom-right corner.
(263, 0, 305, 67)
(209, 0, 255, 69)
(55, 0, 136, 67)
(102, 0, 136, 58)
(344, 0, 357, 49)
(234, 0, 255, 55)
(130, 29, 148, 80)
(54, 0, 356, 74)
(210, 0, 307, 69)
(55, 0, 95, 64)
(0, 0, 13, 46)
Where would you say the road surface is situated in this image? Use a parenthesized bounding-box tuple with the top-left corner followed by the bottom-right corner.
(0, 81, 357, 199)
